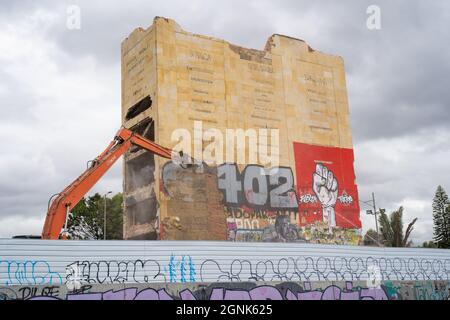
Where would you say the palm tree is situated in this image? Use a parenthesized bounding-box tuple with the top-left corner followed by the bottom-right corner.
(378, 206, 418, 247)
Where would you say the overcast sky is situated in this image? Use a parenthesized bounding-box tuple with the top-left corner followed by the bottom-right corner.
(0, 0, 449, 244)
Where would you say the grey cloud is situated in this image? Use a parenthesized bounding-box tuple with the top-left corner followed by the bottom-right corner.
(0, 70, 37, 123)
(38, 0, 276, 64)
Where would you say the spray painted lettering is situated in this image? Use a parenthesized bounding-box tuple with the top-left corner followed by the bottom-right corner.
(65, 260, 166, 285)
(16, 281, 450, 300)
(218, 164, 298, 209)
(0, 260, 62, 286)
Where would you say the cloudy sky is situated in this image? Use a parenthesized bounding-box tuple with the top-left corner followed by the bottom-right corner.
(0, 0, 449, 244)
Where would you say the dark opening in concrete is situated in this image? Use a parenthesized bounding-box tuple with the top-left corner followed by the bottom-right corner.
(125, 152, 155, 191)
(124, 114, 158, 239)
(125, 191, 158, 225)
(125, 96, 152, 121)
(129, 118, 154, 154)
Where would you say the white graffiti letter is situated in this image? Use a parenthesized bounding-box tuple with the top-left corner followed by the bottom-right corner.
(218, 164, 242, 204)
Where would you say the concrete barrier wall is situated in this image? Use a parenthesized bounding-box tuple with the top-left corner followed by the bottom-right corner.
(2, 281, 450, 300)
(1, 239, 449, 300)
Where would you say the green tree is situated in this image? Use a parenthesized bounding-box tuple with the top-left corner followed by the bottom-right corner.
(363, 229, 380, 246)
(106, 193, 123, 240)
(432, 185, 450, 248)
(67, 193, 123, 240)
(422, 241, 437, 248)
(378, 206, 418, 247)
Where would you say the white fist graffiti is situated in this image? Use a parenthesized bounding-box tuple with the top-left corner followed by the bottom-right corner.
(312, 164, 338, 228)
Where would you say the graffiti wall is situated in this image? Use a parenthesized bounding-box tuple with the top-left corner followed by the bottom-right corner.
(2, 281, 450, 300)
(294, 143, 360, 229)
(293, 143, 362, 245)
(1, 239, 449, 300)
(161, 145, 362, 245)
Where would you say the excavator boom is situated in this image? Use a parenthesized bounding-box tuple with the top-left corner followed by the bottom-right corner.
(41, 127, 173, 239)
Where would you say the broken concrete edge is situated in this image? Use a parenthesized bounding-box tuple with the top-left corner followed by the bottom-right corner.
(121, 16, 345, 65)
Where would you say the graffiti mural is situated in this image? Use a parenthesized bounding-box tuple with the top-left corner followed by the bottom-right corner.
(2, 281, 450, 300)
(199, 256, 450, 283)
(216, 159, 361, 244)
(62, 255, 199, 289)
(217, 164, 298, 210)
(166, 254, 197, 283)
(4, 242, 450, 289)
(218, 163, 302, 243)
(160, 140, 362, 244)
(294, 142, 361, 229)
(57, 255, 450, 287)
(0, 260, 63, 286)
(1, 240, 450, 300)
(293, 143, 361, 245)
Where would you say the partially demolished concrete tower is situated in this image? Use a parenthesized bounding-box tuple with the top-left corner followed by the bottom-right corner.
(121, 17, 361, 244)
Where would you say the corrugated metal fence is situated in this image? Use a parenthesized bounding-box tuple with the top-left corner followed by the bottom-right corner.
(1, 239, 449, 287)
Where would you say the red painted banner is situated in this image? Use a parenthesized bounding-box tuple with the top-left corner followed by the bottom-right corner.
(293, 142, 361, 229)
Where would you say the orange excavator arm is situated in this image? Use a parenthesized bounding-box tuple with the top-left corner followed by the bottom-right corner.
(42, 127, 173, 239)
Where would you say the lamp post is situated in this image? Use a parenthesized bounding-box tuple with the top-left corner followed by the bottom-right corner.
(104, 191, 112, 240)
(360, 193, 385, 247)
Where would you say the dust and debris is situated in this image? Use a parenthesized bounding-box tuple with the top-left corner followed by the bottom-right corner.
(161, 162, 227, 241)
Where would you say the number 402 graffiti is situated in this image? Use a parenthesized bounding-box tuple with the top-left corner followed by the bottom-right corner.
(217, 164, 298, 210)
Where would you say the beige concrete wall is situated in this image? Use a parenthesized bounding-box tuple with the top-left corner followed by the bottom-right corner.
(121, 17, 360, 243)
(121, 24, 159, 239)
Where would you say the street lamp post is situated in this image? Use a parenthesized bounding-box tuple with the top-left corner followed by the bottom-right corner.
(360, 193, 385, 247)
(104, 191, 112, 240)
